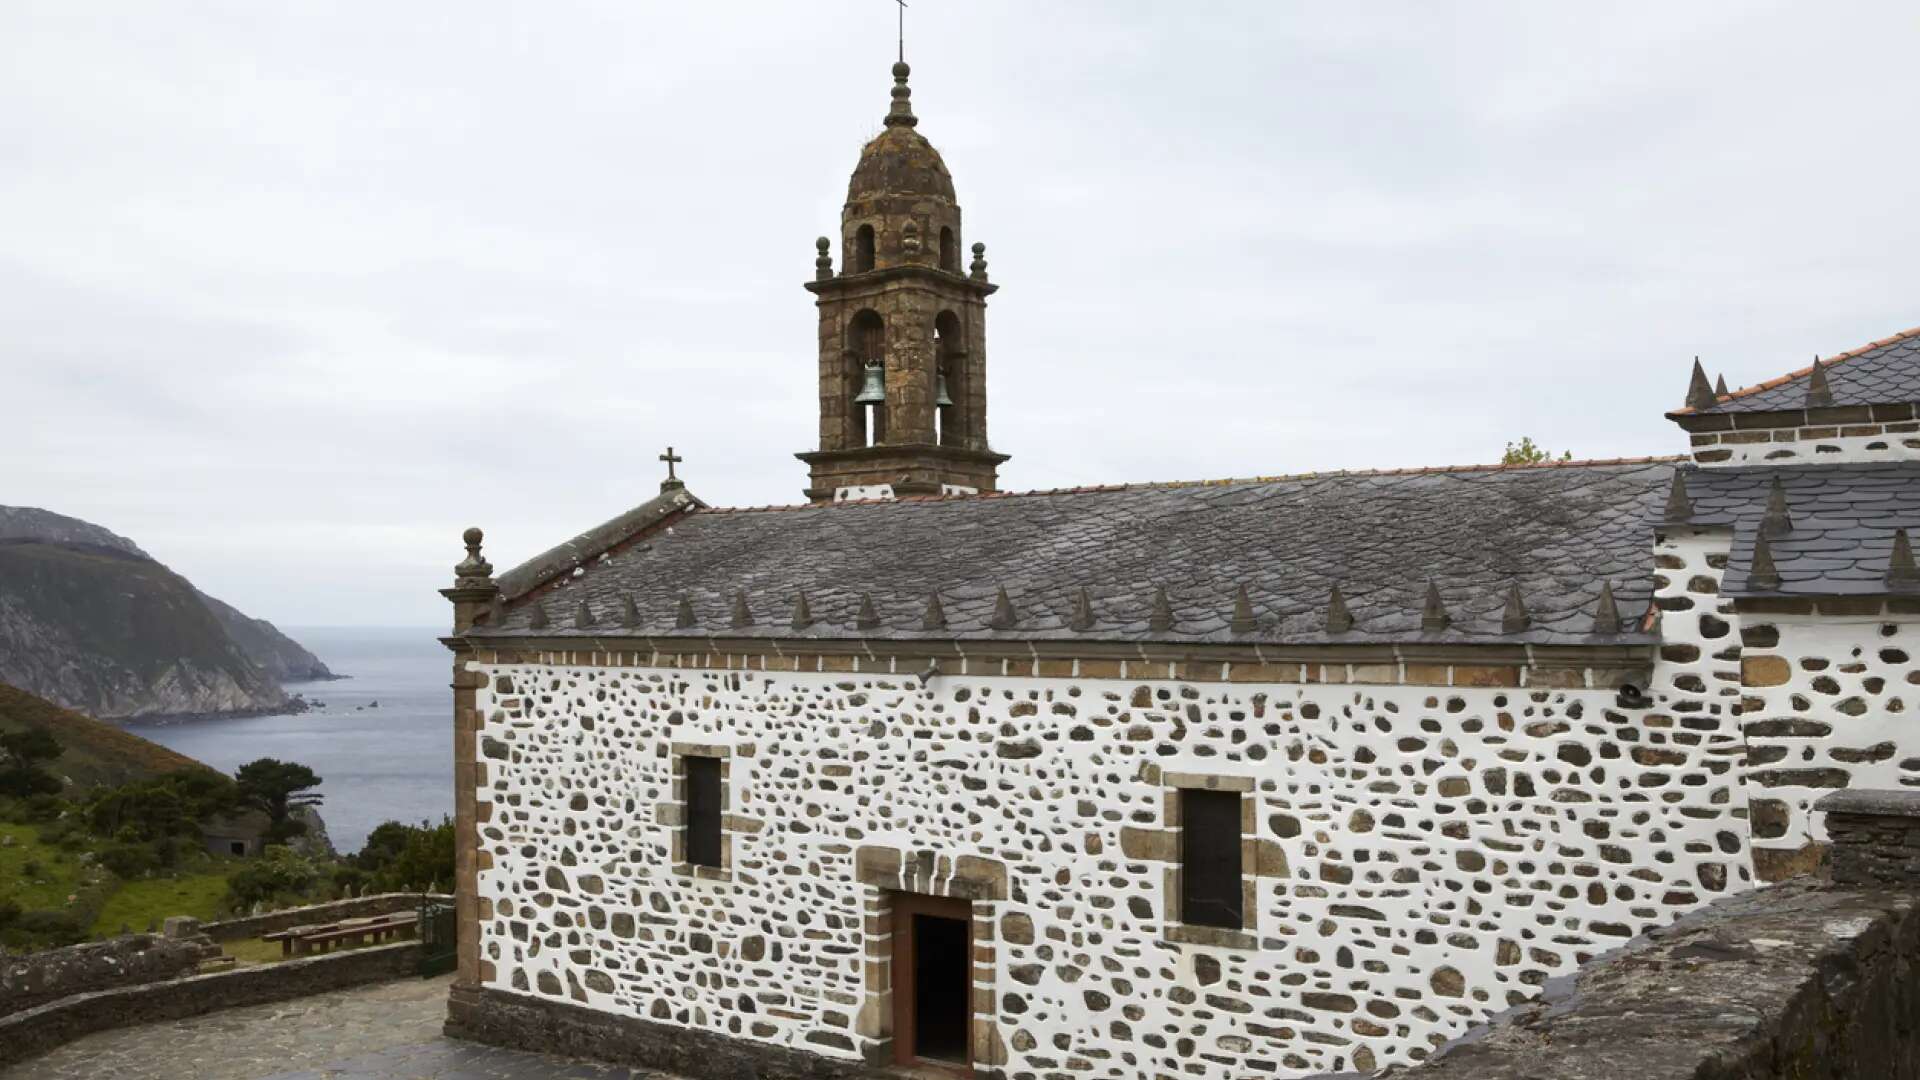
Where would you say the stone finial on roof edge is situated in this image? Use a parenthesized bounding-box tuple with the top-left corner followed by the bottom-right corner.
(730, 590, 754, 629)
(1805, 356, 1834, 408)
(675, 595, 696, 630)
(1149, 587, 1174, 633)
(621, 594, 640, 629)
(990, 586, 1018, 630)
(1069, 588, 1095, 632)
(922, 592, 947, 631)
(791, 590, 814, 630)
(1501, 584, 1530, 634)
(1890, 530, 1920, 592)
(1685, 357, 1717, 411)
(527, 602, 550, 630)
(1761, 476, 1793, 538)
(1230, 585, 1256, 635)
(857, 593, 881, 631)
(453, 526, 494, 587)
(1593, 581, 1621, 634)
(574, 599, 595, 629)
(487, 594, 507, 626)
(1326, 585, 1354, 635)
(1665, 471, 1693, 523)
(1750, 533, 1782, 590)
(1714, 373, 1729, 397)
(1422, 581, 1450, 633)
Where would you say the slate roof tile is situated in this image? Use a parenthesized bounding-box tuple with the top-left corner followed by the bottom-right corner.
(1678, 462, 1920, 595)
(1676, 327, 1920, 415)
(476, 458, 1680, 647)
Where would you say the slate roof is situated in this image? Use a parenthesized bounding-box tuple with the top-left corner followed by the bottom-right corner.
(1674, 462, 1920, 596)
(474, 458, 1680, 647)
(1679, 326, 1920, 415)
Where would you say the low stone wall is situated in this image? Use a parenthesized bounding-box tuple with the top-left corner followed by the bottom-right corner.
(0, 941, 421, 1071)
(1390, 790, 1920, 1080)
(200, 893, 450, 942)
(0, 934, 207, 1019)
(445, 984, 875, 1080)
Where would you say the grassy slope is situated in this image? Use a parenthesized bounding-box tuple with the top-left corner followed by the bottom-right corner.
(91, 870, 233, 935)
(0, 821, 84, 910)
(0, 682, 213, 789)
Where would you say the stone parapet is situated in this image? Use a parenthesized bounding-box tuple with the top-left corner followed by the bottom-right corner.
(1818, 789, 1920, 887)
(1392, 881, 1920, 1079)
(0, 934, 206, 1019)
(199, 893, 450, 943)
(0, 941, 420, 1071)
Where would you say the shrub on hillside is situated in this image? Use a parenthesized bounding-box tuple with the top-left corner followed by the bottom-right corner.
(224, 845, 324, 910)
(355, 818, 454, 893)
(2, 908, 86, 948)
(97, 841, 162, 879)
(0, 898, 20, 928)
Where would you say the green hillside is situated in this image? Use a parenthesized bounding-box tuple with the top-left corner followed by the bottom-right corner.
(0, 682, 212, 789)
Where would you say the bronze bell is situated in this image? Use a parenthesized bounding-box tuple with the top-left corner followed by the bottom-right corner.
(853, 360, 887, 405)
(934, 366, 955, 408)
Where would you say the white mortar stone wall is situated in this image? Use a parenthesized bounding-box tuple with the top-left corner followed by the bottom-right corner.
(469, 651, 1747, 1077)
(1739, 612, 1920, 877)
(1691, 426, 1920, 466)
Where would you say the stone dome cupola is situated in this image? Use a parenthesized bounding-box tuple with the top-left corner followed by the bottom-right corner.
(842, 63, 963, 276)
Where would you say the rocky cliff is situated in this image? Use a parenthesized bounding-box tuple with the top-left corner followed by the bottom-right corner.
(0, 506, 332, 720)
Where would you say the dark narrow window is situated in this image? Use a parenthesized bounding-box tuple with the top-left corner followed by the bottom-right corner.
(940, 227, 957, 272)
(686, 756, 722, 868)
(1181, 789, 1243, 929)
(854, 224, 876, 273)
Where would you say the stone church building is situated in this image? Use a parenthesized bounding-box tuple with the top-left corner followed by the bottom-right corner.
(439, 60, 1920, 1079)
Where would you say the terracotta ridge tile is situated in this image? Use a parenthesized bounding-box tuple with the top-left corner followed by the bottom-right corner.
(698, 456, 1683, 514)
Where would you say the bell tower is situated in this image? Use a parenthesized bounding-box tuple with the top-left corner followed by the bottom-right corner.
(798, 61, 1009, 503)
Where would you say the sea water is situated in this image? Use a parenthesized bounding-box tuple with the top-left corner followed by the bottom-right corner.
(134, 626, 452, 854)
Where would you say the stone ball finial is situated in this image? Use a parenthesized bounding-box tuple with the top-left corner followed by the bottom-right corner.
(816, 236, 830, 252)
(454, 526, 493, 584)
(463, 526, 484, 548)
(814, 236, 834, 279)
(969, 242, 989, 282)
(893, 61, 910, 79)
(885, 60, 917, 128)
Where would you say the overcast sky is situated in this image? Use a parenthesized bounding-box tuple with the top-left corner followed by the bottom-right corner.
(4, 2, 1917, 629)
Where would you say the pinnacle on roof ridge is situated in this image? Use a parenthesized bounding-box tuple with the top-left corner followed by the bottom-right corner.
(990, 586, 1018, 631)
(730, 590, 754, 629)
(528, 601, 550, 630)
(1685, 357, 1717, 411)
(790, 590, 814, 630)
(1761, 476, 1793, 538)
(922, 592, 947, 631)
(1326, 585, 1354, 635)
(1805, 356, 1834, 408)
(856, 593, 881, 631)
(1501, 584, 1530, 634)
(1665, 471, 1694, 522)
(1149, 587, 1174, 634)
(675, 595, 696, 630)
(621, 594, 640, 629)
(487, 594, 507, 627)
(1749, 533, 1782, 591)
(1230, 585, 1257, 635)
(1421, 581, 1450, 633)
(1714, 373, 1729, 397)
(1069, 588, 1096, 632)
(1593, 581, 1621, 634)
(574, 599, 595, 629)
(1889, 530, 1920, 592)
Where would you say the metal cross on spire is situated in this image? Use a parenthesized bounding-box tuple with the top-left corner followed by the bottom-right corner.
(895, 0, 907, 63)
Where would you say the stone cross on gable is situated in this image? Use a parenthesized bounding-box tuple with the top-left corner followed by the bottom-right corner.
(659, 446, 685, 492)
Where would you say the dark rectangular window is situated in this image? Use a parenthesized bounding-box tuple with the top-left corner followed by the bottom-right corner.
(1181, 789, 1243, 929)
(686, 756, 723, 868)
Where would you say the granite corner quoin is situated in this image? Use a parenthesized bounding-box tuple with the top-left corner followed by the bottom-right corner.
(432, 58, 1920, 1080)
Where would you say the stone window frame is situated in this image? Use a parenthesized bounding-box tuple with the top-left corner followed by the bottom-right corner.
(851, 846, 1010, 1072)
(664, 742, 736, 882)
(1129, 771, 1262, 950)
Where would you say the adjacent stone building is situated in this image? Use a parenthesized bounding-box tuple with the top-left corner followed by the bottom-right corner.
(439, 59, 1920, 1079)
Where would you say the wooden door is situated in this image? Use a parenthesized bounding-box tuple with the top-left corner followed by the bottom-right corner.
(891, 892, 973, 1073)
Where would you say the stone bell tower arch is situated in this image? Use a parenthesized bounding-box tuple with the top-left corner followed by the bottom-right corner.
(797, 61, 1010, 504)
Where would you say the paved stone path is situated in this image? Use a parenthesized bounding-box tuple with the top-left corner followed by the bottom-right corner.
(5, 977, 667, 1080)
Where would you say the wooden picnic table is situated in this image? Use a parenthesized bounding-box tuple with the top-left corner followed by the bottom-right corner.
(261, 912, 418, 957)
